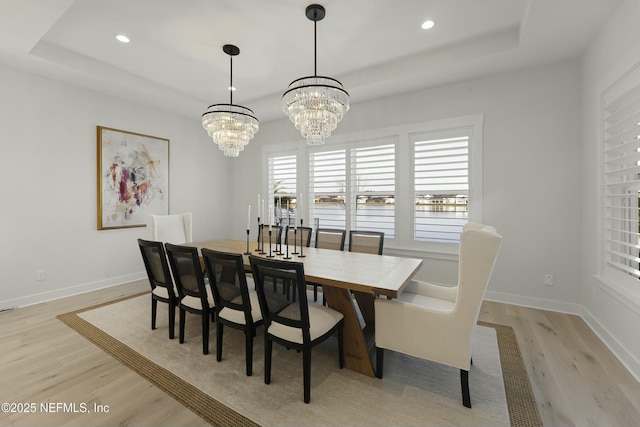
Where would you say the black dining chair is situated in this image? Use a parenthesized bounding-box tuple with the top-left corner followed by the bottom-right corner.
(258, 224, 283, 246)
(249, 255, 344, 403)
(165, 243, 215, 355)
(284, 225, 313, 248)
(137, 238, 179, 339)
(348, 230, 384, 255)
(310, 228, 347, 302)
(201, 248, 266, 376)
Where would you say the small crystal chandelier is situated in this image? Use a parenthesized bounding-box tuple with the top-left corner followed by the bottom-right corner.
(283, 4, 349, 145)
(202, 45, 259, 157)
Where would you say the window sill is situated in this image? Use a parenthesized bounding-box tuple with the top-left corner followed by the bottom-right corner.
(594, 274, 640, 317)
(384, 245, 459, 262)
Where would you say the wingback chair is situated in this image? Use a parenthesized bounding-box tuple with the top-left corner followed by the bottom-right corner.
(148, 212, 192, 244)
(374, 223, 502, 408)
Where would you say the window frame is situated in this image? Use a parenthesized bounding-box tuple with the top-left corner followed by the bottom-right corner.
(262, 114, 483, 255)
(600, 61, 640, 290)
(309, 136, 398, 238)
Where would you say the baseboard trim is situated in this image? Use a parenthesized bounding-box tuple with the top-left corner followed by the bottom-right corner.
(0, 272, 147, 311)
(484, 290, 582, 315)
(579, 305, 640, 384)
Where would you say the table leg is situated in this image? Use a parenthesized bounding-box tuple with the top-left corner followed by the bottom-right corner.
(353, 291, 375, 331)
(322, 286, 375, 377)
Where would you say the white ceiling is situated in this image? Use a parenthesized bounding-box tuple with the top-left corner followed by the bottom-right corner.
(0, 0, 621, 122)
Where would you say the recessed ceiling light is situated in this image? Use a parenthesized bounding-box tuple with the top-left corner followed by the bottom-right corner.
(115, 34, 130, 43)
(421, 20, 435, 30)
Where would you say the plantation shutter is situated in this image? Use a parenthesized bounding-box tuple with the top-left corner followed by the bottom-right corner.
(413, 131, 469, 243)
(267, 154, 296, 226)
(309, 149, 346, 229)
(603, 71, 640, 281)
(351, 144, 396, 237)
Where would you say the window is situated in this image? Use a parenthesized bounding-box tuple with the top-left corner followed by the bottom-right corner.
(352, 144, 396, 237)
(602, 67, 640, 284)
(309, 141, 396, 237)
(309, 149, 346, 229)
(413, 131, 470, 243)
(267, 154, 296, 226)
(265, 114, 482, 251)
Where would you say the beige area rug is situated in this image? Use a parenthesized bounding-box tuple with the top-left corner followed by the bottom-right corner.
(58, 293, 542, 427)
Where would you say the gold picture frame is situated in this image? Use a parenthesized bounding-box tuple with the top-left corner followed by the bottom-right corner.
(97, 126, 170, 230)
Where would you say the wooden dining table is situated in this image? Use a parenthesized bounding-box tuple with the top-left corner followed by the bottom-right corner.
(191, 239, 423, 377)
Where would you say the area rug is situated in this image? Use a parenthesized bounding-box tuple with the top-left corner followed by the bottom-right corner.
(58, 293, 542, 427)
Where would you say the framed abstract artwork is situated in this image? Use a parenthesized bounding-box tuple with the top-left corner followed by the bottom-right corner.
(97, 126, 169, 230)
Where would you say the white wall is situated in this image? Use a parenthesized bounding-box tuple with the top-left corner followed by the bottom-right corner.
(229, 59, 583, 311)
(0, 64, 231, 310)
(581, 0, 640, 381)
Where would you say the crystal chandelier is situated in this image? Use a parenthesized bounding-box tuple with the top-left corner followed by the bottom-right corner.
(202, 45, 258, 157)
(283, 4, 349, 145)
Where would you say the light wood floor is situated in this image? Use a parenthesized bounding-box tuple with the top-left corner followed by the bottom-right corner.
(1, 281, 639, 427)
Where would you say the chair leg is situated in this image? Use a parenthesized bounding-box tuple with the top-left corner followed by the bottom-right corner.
(245, 329, 253, 376)
(303, 348, 311, 404)
(202, 311, 209, 355)
(264, 336, 272, 385)
(461, 369, 471, 408)
(313, 284, 318, 301)
(179, 309, 186, 344)
(376, 347, 384, 379)
(216, 322, 223, 362)
(168, 302, 175, 339)
(151, 298, 157, 330)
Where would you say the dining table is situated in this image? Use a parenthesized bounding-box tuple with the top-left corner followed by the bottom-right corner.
(191, 239, 423, 377)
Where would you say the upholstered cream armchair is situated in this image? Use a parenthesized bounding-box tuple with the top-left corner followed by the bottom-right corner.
(374, 223, 502, 408)
(148, 212, 192, 244)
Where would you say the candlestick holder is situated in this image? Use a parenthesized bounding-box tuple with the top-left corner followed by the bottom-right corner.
(244, 229, 251, 255)
(275, 226, 283, 255)
(266, 229, 275, 258)
(292, 228, 299, 255)
(255, 217, 263, 252)
(298, 218, 306, 257)
(283, 235, 291, 259)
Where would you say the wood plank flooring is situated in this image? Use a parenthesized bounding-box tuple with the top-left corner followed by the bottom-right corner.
(478, 300, 640, 427)
(0, 282, 639, 426)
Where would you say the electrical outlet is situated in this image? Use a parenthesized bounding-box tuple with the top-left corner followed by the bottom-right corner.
(544, 274, 554, 286)
(36, 270, 46, 281)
